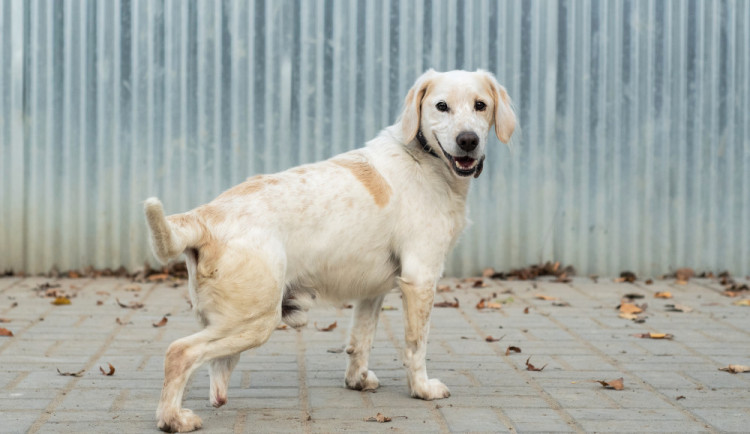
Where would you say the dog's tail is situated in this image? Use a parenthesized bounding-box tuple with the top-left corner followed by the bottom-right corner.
(144, 197, 204, 264)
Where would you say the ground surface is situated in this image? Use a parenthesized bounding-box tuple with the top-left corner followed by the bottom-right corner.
(1, 274, 749, 433)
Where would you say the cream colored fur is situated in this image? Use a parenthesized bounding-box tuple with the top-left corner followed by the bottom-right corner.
(144, 69, 515, 432)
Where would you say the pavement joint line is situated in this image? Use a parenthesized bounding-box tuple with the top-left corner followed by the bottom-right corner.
(379, 307, 453, 433)
(0, 277, 24, 295)
(233, 409, 248, 433)
(453, 302, 587, 433)
(110, 388, 129, 412)
(542, 313, 722, 433)
(490, 406, 518, 432)
(6, 371, 30, 390)
(25, 281, 161, 434)
(294, 329, 312, 434)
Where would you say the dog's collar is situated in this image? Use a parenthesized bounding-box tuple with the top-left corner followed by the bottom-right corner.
(416, 129, 485, 179)
(416, 130, 441, 160)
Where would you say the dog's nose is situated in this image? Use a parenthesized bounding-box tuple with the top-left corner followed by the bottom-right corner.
(456, 131, 479, 152)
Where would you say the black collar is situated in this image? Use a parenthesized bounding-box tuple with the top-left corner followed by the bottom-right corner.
(416, 130, 441, 159)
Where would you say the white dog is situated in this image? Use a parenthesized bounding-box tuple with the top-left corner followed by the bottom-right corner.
(144, 69, 516, 432)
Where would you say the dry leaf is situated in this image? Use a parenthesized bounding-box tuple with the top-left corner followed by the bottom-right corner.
(618, 271, 637, 282)
(57, 368, 85, 377)
(485, 335, 504, 342)
(152, 316, 168, 328)
(665, 304, 693, 313)
(505, 346, 522, 356)
(147, 273, 168, 281)
(623, 293, 645, 300)
(675, 267, 694, 282)
(51, 297, 71, 305)
(116, 298, 144, 309)
(525, 356, 547, 371)
(315, 321, 337, 332)
(99, 363, 115, 376)
(0, 318, 9, 323)
(645, 279, 654, 285)
(676, 395, 686, 400)
(619, 303, 643, 314)
(718, 364, 750, 374)
(596, 377, 624, 390)
(654, 292, 672, 299)
(523, 307, 530, 314)
(732, 299, 750, 306)
(381, 305, 397, 311)
(552, 301, 571, 307)
(437, 285, 451, 293)
(363, 412, 392, 423)
(276, 324, 288, 330)
(96, 300, 103, 306)
(0, 327, 13, 337)
(434, 297, 459, 308)
(634, 332, 674, 339)
(472, 279, 486, 288)
(115, 318, 132, 325)
(535, 294, 557, 301)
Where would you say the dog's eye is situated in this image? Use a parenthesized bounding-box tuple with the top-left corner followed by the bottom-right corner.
(436, 101, 449, 112)
(475, 100, 487, 111)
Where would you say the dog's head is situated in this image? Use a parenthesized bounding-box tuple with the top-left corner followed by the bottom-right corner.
(400, 69, 516, 178)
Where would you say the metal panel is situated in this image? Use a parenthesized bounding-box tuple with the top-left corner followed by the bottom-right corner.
(1, 0, 748, 277)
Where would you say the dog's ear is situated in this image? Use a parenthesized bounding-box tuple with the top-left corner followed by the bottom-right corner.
(480, 71, 517, 144)
(400, 69, 437, 144)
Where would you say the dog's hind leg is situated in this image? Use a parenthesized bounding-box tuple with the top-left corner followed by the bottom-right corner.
(209, 353, 241, 408)
(345, 294, 385, 391)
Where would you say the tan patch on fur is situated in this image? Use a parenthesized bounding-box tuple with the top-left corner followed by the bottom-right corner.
(332, 159, 392, 208)
(216, 175, 268, 200)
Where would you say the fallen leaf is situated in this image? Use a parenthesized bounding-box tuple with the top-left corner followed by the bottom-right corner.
(276, 324, 288, 330)
(341, 304, 353, 309)
(595, 377, 624, 390)
(95, 290, 110, 296)
(654, 292, 672, 299)
(619, 303, 643, 314)
(57, 368, 85, 377)
(665, 304, 693, 313)
(552, 301, 571, 307)
(618, 312, 641, 320)
(0, 327, 13, 337)
(485, 335, 504, 342)
(99, 363, 115, 376)
(472, 279, 486, 288)
(363, 412, 391, 423)
(623, 293, 645, 300)
(147, 273, 168, 281)
(615, 271, 637, 283)
(732, 299, 750, 306)
(96, 300, 103, 306)
(51, 297, 71, 305)
(315, 321, 337, 332)
(525, 356, 547, 371)
(437, 285, 451, 292)
(634, 332, 674, 339)
(523, 307, 530, 314)
(116, 298, 144, 309)
(115, 318, 132, 325)
(535, 294, 557, 301)
(718, 364, 750, 374)
(505, 346, 522, 356)
(645, 279, 654, 285)
(676, 395, 686, 400)
(434, 298, 459, 308)
(152, 316, 168, 328)
(381, 305, 397, 311)
(675, 267, 694, 282)
(0, 318, 10, 323)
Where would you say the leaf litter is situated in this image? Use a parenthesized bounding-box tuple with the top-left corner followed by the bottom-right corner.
(525, 357, 547, 371)
(505, 346, 522, 356)
(99, 363, 116, 376)
(434, 298, 459, 308)
(718, 364, 750, 374)
(315, 321, 337, 332)
(152, 316, 168, 328)
(595, 377, 624, 390)
(57, 368, 85, 377)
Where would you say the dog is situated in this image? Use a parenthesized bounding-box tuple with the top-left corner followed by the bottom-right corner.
(144, 69, 516, 432)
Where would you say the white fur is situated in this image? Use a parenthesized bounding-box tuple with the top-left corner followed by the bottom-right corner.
(144, 69, 515, 432)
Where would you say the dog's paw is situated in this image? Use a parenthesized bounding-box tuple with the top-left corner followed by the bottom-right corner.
(345, 369, 380, 391)
(157, 408, 203, 433)
(410, 378, 450, 400)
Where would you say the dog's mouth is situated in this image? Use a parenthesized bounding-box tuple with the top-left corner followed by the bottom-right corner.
(433, 134, 482, 177)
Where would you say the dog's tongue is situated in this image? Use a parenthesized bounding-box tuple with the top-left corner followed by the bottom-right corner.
(455, 156, 475, 169)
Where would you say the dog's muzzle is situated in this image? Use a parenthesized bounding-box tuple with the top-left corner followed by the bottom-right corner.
(417, 130, 485, 178)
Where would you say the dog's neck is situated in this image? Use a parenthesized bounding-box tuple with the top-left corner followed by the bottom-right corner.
(416, 130, 441, 160)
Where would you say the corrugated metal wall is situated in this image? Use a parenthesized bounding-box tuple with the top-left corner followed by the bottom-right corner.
(1, 0, 749, 277)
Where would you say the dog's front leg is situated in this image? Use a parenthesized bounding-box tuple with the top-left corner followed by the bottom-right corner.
(398, 276, 450, 400)
(345, 295, 385, 390)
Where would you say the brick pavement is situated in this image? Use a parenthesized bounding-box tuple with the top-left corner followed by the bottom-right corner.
(1, 275, 749, 433)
